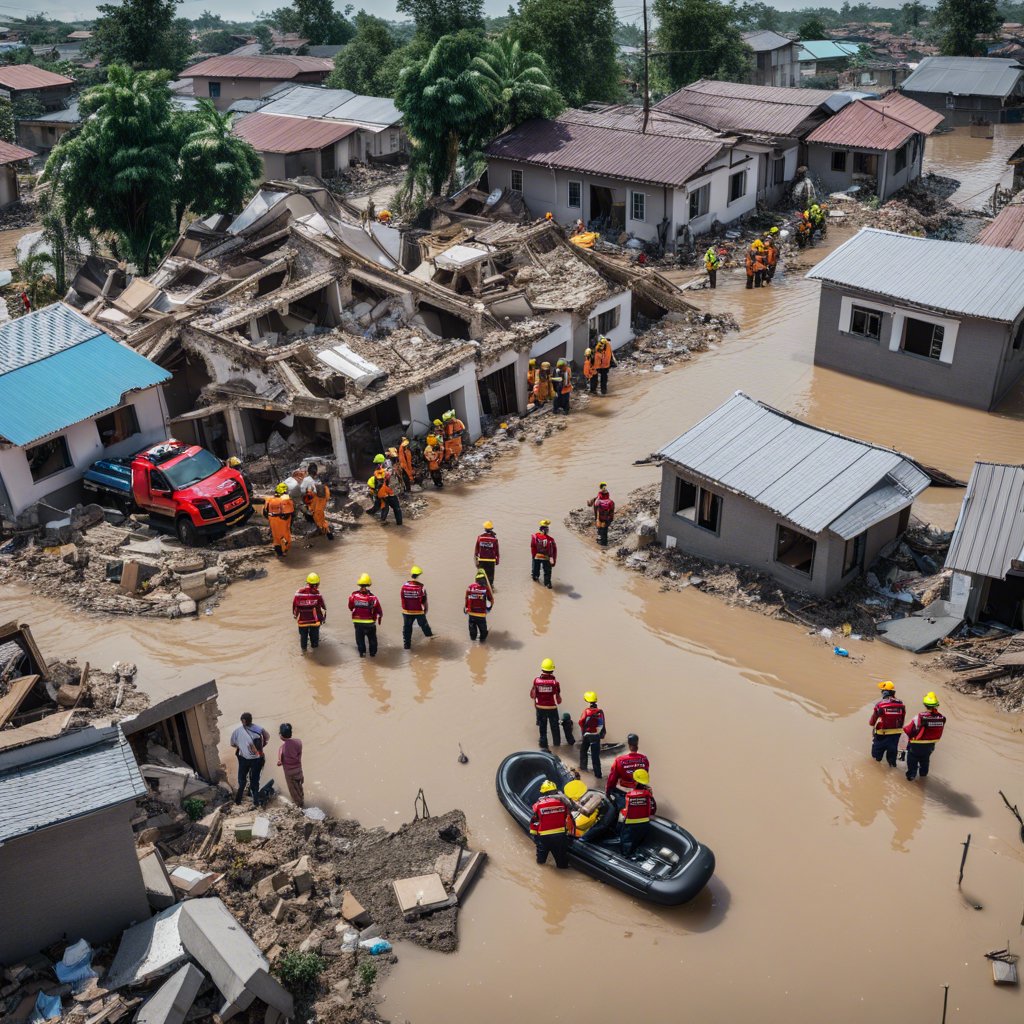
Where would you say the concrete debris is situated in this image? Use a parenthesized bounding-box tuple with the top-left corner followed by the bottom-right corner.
(133, 963, 204, 1024)
(140, 849, 177, 911)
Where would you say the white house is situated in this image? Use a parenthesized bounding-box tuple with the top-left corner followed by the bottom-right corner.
(742, 30, 800, 88)
(0, 303, 171, 520)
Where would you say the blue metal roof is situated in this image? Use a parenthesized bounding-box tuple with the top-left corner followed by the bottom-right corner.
(0, 303, 101, 374)
(799, 40, 861, 62)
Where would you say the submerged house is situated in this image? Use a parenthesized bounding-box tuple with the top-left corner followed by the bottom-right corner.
(899, 55, 1024, 126)
(807, 228, 1024, 410)
(656, 392, 929, 598)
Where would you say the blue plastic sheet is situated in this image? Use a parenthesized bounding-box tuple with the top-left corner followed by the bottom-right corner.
(29, 990, 62, 1022)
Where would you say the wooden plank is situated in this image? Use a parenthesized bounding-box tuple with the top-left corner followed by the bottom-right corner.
(994, 649, 1024, 667)
(0, 675, 38, 728)
(0, 709, 74, 750)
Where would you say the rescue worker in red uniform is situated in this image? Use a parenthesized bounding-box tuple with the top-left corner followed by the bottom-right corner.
(529, 779, 575, 868)
(606, 733, 650, 814)
(530, 519, 557, 588)
(587, 483, 615, 546)
(578, 690, 606, 778)
(464, 569, 492, 642)
(348, 573, 382, 657)
(619, 767, 656, 858)
(400, 565, 433, 650)
(474, 521, 500, 587)
(292, 572, 326, 653)
(530, 658, 562, 750)
(903, 692, 946, 781)
(869, 680, 906, 767)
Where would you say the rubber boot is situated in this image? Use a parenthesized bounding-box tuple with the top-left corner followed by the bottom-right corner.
(561, 713, 576, 746)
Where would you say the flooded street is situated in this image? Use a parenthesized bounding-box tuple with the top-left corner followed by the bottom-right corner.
(2, 221, 1023, 1022)
(924, 124, 1024, 209)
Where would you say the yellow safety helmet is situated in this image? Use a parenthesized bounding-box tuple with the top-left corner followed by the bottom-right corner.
(483, 520, 494, 530)
(306, 572, 320, 586)
(357, 573, 372, 586)
(539, 519, 551, 527)
(373, 453, 386, 464)
(475, 569, 488, 580)
(557, 358, 566, 366)
(442, 411, 452, 421)
(386, 447, 398, 458)
(541, 361, 551, 369)
(584, 690, 598, 703)
(878, 680, 895, 691)
(411, 566, 422, 576)
(769, 226, 780, 234)
(227, 456, 241, 468)
(751, 239, 764, 250)
(540, 779, 557, 793)
(426, 434, 438, 446)
(585, 347, 593, 356)
(275, 482, 288, 494)
(529, 358, 536, 366)
(545, 211, 553, 220)
(367, 476, 376, 489)
(922, 692, 940, 707)
(540, 657, 555, 672)
(433, 418, 443, 427)
(633, 768, 650, 786)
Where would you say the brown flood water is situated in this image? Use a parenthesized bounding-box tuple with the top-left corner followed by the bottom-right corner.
(924, 124, 1024, 210)
(2, 232, 1022, 1024)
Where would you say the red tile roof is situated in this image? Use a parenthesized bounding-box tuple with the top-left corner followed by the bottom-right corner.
(0, 65, 74, 91)
(181, 55, 333, 80)
(0, 140, 36, 165)
(232, 112, 357, 153)
(805, 95, 943, 149)
(977, 203, 1024, 251)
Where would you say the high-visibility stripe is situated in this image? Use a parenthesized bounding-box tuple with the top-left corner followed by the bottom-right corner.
(467, 611, 488, 618)
(622, 817, 649, 825)
(535, 827, 567, 835)
(477, 557, 497, 563)
(874, 728, 903, 735)
(909, 738, 937, 744)
(352, 618, 376, 624)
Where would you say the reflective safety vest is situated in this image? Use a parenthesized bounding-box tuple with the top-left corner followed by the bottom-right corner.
(292, 586, 325, 626)
(398, 443, 414, 476)
(594, 496, 615, 526)
(425, 445, 443, 470)
(765, 242, 779, 267)
(906, 710, 946, 744)
(530, 796, 572, 836)
(349, 590, 380, 624)
(579, 705, 605, 736)
(531, 674, 561, 708)
(594, 342, 612, 369)
(583, 355, 596, 379)
(400, 581, 426, 614)
(608, 751, 650, 794)
(465, 582, 491, 617)
(475, 533, 499, 563)
(871, 697, 906, 735)
(704, 249, 720, 271)
(622, 787, 655, 824)
(372, 467, 394, 498)
(531, 532, 555, 560)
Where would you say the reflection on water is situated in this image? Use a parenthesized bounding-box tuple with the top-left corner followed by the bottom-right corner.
(925, 124, 1024, 209)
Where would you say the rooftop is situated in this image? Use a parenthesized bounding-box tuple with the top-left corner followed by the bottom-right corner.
(806, 228, 1024, 322)
(180, 54, 333, 80)
(805, 93, 943, 149)
(0, 139, 35, 164)
(257, 85, 402, 129)
(741, 30, 795, 52)
(945, 462, 1024, 579)
(976, 200, 1024, 251)
(0, 64, 74, 91)
(900, 55, 1024, 98)
(233, 111, 358, 153)
(659, 391, 929, 538)
(799, 40, 861, 61)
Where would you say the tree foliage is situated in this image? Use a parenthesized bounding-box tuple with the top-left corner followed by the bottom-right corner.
(198, 29, 239, 54)
(797, 16, 828, 39)
(0, 100, 13, 145)
(326, 11, 399, 93)
(934, 0, 1002, 55)
(396, 0, 485, 44)
(194, 10, 226, 30)
(87, 0, 194, 74)
(512, 0, 620, 107)
(654, 0, 752, 92)
(293, 0, 356, 45)
(471, 35, 562, 136)
(736, 2, 780, 31)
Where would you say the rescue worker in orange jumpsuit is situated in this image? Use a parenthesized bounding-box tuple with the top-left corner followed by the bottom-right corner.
(526, 358, 537, 402)
(348, 573, 382, 657)
(582, 347, 597, 394)
(747, 240, 766, 289)
(606, 733, 650, 814)
(530, 519, 557, 588)
(592, 337, 615, 394)
(531, 658, 562, 750)
(551, 357, 572, 415)
(424, 434, 444, 488)
(619, 767, 656, 858)
(587, 483, 615, 546)
(464, 569, 492, 642)
(529, 779, 575, 868)
(903, 692, 946, 781)
(531, 361, 553, 406)
(474, 520, 500, 587)
(397, 437, 415, 490)
(292, 572, 326, 652)
(301, 462, 334, 541)
(869, 680, 906, 767)
(263, 482, 294, 557)
(368, 454, 403, 525)
(764, 227, 780, 282)
(442, 410, 465, 463)
(400, 565, 433, 649)
(578, 690, 606, 778)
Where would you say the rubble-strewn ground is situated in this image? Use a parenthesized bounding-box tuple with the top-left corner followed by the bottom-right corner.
(933, 634, 1024, 713)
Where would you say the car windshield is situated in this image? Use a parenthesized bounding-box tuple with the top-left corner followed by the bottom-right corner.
(162, 449, 223, 490)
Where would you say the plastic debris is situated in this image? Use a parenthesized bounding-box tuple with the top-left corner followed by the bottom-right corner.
(833, 646, 849, 657)
(29, 991, 62, 1022)
(359, 938, 392, 955)
(303, 806, 327, 821)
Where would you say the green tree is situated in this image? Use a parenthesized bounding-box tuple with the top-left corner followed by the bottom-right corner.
(396, 0, 485, 44)
(12, 96, 47, 122)
(198, 29, 239, 54)
(88, 0, 194, 74)
(261, 1, 356, 44)
(375, 40, 430, 96)
(471, 35, 562, 135)
(17, 250, 57, 311)
(194, 9, 226, 30)
(901, 2, 926, 28)
(253, 24, 275, 52)
(0, 99, 13, 144)
(797, 16, 828, 39)
(934, 0, 1001, 55)
(36, 181, 72, 294)
(513, 0, 620, 107)
(326, 11, 397, 92)
(737, 2, 780, 31)
(654, 0, 752, 91)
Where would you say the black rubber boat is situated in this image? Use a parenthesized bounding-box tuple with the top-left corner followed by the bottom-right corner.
(496, 750, 715, 906)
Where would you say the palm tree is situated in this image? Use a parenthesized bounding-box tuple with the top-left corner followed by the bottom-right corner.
(471, 36, 562, 136)
(17, 250, 56, 310)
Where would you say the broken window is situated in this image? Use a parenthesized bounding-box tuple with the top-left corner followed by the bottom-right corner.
(510, 168, 523, 192)
(775, 524, 816, 576)
(831, 150, 848, 173)
(689, 183, 710, 220)
(630, 191, 646, 222)
(853, 152, 877, 175)
(568, 180, 582, 209)
(842, 532, 866, 575)
(96, 405, 141, 447)
(479, 362, 519, 418)
(674, 478, 697, 519)
(26, 435, 72, 482)
(849, 306, 881, 340)
(588, 306, 620, 340)
(902, 318, 945, 360)
(728, 170, 747, 204)
(894, 143, 908, 173)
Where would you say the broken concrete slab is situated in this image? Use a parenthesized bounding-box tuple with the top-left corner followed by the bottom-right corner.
(452, 850, 486, 902)
(168, 866, 222, 898)
(226, 816, 254, 842)
(256, 870, 288, 900)
(392, 873, 448, 914)
(433, 849, 460, 889)
(290, 855, 312, 895)
(139, 850, 176, 911)
(134, 963, 204, 1024)
(105, 906, 186, 991)
(877, 600, 964, 653)
(340, 890, 371, 927)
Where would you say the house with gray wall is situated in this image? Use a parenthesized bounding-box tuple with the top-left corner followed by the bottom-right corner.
(742, 31, 800, 88)
(899, 55, 1024, 126)
(656, 392, 930, 599)
(807, 229, 1024, 411)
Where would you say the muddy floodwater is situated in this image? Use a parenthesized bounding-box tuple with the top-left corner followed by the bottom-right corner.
(925, 123, 1024, 209)
(3, 220, 1023, 1022)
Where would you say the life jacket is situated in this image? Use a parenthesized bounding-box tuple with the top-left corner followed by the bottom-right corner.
(583, 356, 596, 379)
(264, 494, 294, 517)
(444, 418, 464, 439)
(475, 533, 499, 562)
(398, 444, 413, 475)
(372, 467, 393, 498)
(610, 751, 650, 793)
(350, 591, 379, 624)
(594, 342, 612, 369)
(907, 710, 946, 744)
(751, 249, 766, 272)
(532, 532, 554, 559)
(765, 242, 779, 266)
(400, 581, 426, 614)
(425, 445, 443, 469)
(594, 496, 615, 526)
(465, 582, 490, 616)
(872, 697, 906, 735)
(579, 706, 605, 736)
(704, 248, 720, 271)
(531, 674, 560, 708)
(622, 787, 654, 824)
(293, 586, 324, 626)
(530, 796, 571, 836)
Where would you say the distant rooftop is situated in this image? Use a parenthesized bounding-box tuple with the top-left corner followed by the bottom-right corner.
(741, 30, 795, 52)
(900, 55, 1024, 97)
(0, 64, 74, 91)
(799, 40, 861, 61)
(180, 54, 333, 80)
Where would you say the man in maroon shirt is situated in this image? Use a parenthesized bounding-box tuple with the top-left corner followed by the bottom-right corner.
(277, 723, 304, 807)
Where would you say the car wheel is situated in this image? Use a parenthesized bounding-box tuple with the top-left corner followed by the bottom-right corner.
(176, 516, 199, 546)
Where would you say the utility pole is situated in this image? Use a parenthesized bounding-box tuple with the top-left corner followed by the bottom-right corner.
(642, 0, 650, 134)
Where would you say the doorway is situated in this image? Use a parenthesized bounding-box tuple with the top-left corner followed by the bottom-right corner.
(590, 185, 625, 234)
(478, 363, 519, 418)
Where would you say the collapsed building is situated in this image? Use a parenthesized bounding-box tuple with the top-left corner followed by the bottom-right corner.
(71, 181, 641, 481)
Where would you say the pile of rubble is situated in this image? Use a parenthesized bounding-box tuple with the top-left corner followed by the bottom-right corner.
(935, 633, 1024, 712)
(619, 310, 738, 377)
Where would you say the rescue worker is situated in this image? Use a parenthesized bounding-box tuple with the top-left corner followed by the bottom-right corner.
(531, 361, 553, 406)
(796, 215, 812, 248)
(869, 680, 906, 768)
(903, 692, 946, 781)
(587, 482, 615, 546)
(817, 203, 829, 237)
(764, 229, 780, 283)
(530, 519, 557, 588)
(397, 436, 415, 490)
(475, 521, 500, 587)
(551, 357, 573, 415)
(348, 573, 382, 658)
(582, 347, 597, 394)
(750, 239, 767, 288)
(704, 246, 721, 289)
(606, 733, 650, 814)
(529, 779, 575, 868)
(464, 569, 492, 642)
(424, 434, 444, 488)
(300, 462, 334, 541)
(526, 358, 537, 402)
(619, 767, 656, 858)
(400, 565, 433, 649)
(531, 658, 562, 750)
(578, 691, 606, 778)
(442, 410, 466, 464)
(809, 203, 824, 236)
(292, 572, 326, 653)
(368, 453, 403, 526)
(592, 336, 615, 394)
(263, 482, 294, 557)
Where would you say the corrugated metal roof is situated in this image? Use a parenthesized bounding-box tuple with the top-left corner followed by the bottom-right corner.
(945, 462, 1024, 578)
(22, 98, 81, 124)
(486, 108, 723, 188)
(232, 112, 358, 153)
(259, 86, 401, 128)
(805, 95, 942, 149)
(799, 40, 861, 61)
(658, 391, 928, 536)
(806, 228, 1024, 322)
(977, 202, 1024, 251)
(0, 303, 100, 374)
(0, 139, 35, 164)
(0, 725, 146, 843)
(181, 55, 333, 80)
(901, 56, 1024, 98)
(0, 64, 74, 90)
(742, 30, 794, 52)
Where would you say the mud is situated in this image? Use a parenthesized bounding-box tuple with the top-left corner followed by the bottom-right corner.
(924, 124, 1024, 210)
